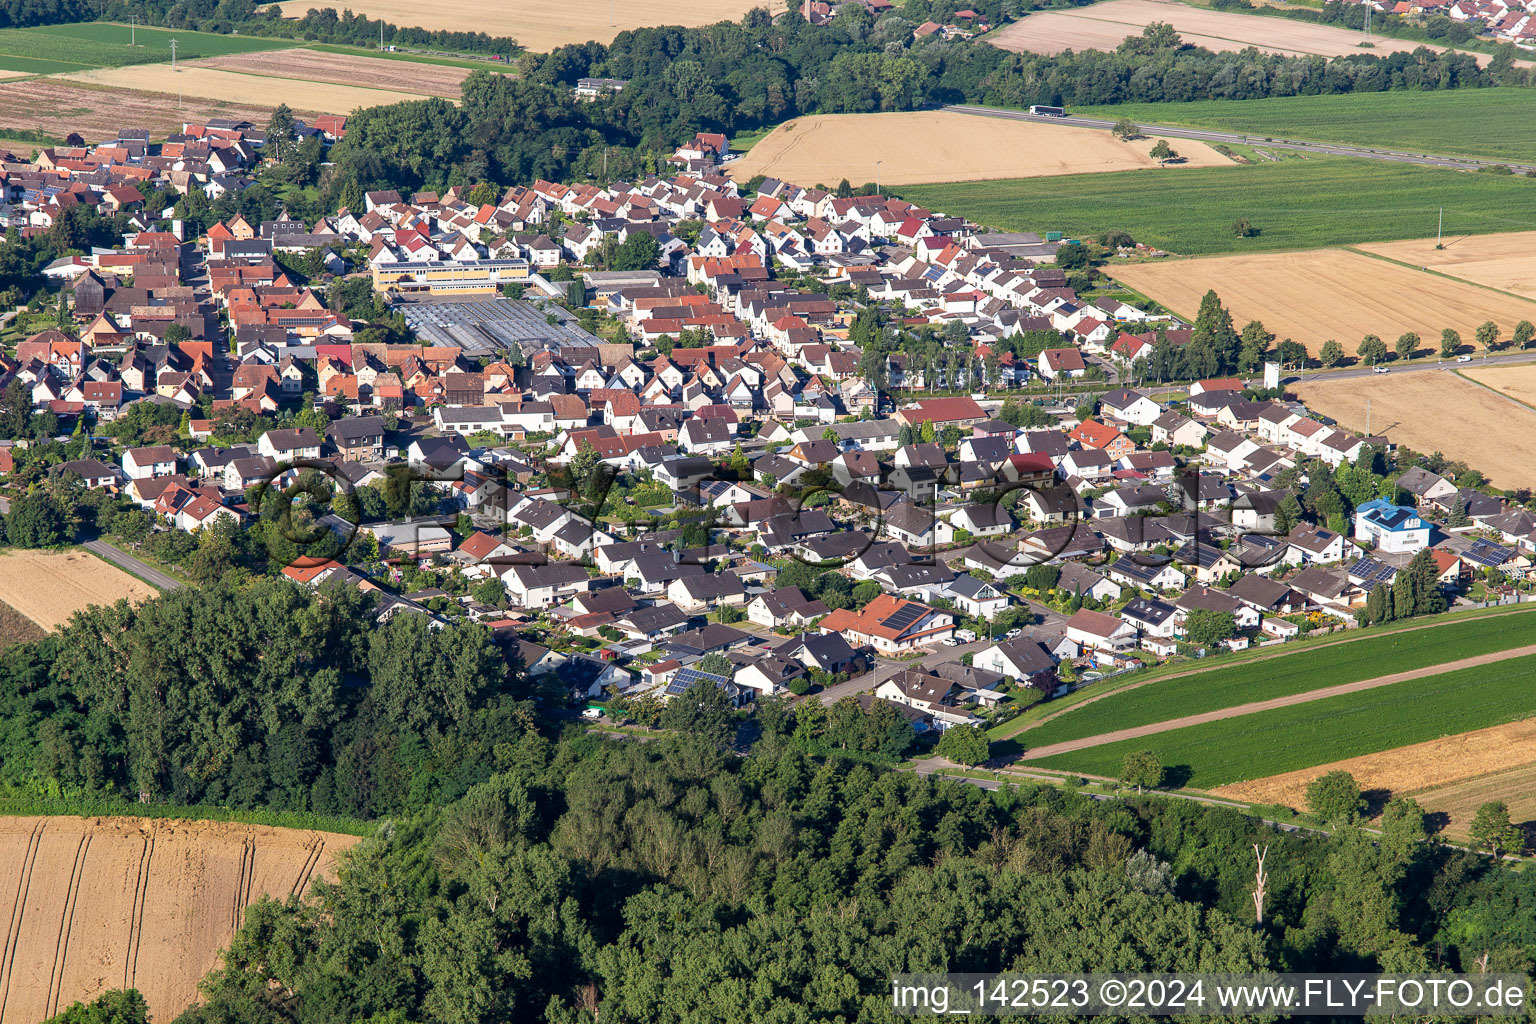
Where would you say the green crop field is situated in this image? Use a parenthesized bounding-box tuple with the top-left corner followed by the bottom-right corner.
(0, 23, 294, 69)
(0, 53, 90, 73)
(1073, 89, 1536, 165)
(1026, 652, 1536, 788)
(1009, 607, 1536, 750)
(896, 158, 1536, 255)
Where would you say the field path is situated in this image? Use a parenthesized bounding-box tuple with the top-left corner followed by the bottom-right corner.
(1021, 642, 1536, 759)
(998, 606, 1535, 741)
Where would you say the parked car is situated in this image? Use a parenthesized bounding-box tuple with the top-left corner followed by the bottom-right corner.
(1373, 366, 1390, 374)
(942, 637, 962, 647)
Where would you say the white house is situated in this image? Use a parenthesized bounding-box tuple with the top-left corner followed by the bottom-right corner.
(1353, 498, 1430, 554)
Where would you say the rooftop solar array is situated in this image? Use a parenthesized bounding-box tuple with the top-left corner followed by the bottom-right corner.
(1348, 557, 1396, 591)
(399, 298, 602, 356)
(665, 667, 733, 696)
(881, 603, 925, 631)
(1463, 538, 1515, 569)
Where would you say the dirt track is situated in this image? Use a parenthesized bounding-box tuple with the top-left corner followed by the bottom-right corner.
(0, 816, 358, 1024)
(1021, 642, 1536, 760)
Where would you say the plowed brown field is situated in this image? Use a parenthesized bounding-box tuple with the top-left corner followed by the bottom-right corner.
(0, 816, 359, 1024)
(0, 79, 309, 141)
(192, 47, 479, 95)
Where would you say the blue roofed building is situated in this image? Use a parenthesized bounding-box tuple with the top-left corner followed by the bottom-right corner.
(1353, 497, 1430, 554)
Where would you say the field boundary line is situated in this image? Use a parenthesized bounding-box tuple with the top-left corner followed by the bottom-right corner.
(994, 603, 1536, 741)
(1451, 368, 1536, 416)
(125, 830, 154, 989)
(1343, 245, 1536, 307)
(46, 833, 91, 1019)
(1021, 641, 1536, 759)
(0, 819, 43, 1024)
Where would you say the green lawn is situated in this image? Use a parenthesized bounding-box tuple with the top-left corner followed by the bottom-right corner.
(1026, 652, 1536, 788)
(895, 158, 1536, 255)
(308, 42, 516, 71)
(1011, 606, 1536, 751)
(1074, 89, 1536, 165)
(0, 53, 92, 74)
(0, 23, 295, 68)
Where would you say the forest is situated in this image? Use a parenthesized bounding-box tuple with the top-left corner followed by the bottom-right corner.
(39, 725, 1536, 1024)
(311, 11, 1526, 199)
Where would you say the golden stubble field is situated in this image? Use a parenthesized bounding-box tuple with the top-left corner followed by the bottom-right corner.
(0, 816, 358, 1024)
(991, 0, 1495, 63)
(1214, 719, 1536, 837)
(1358, 230, 1536, 302)
(1110, 248, 1536, 352)
(1464, 363, 1536, 405)
(1295, 371, 1536, 488)
(276, 0, 766, 50)
(60, 65, 429, 115)
(726, 111, 1232, 187)
(0, 549, 154, 632)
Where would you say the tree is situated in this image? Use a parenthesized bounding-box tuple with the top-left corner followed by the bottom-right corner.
(612, 232, 659, 271)
(1119, 750, 1163, 794)
(7, 492, 69, 548)
(472, 577, 505, 607)
(1515, 320, 1535, 349)
(1395, 331, 1419, 362)
(1356, 334, 1388, 366)
(1306, 770, 1363, 825)
(1184, 609, 1236, 646)
(1469, 801, 1522, 859)
(1276, 339, 1306, 368)
(1112, 117, 1138, 140)
(1024, 563, 1060, 592)
(1440, 327, 1462, 358)
(266, 103, 296, 162)
(695, 651, 735, 676)
(1231, 218, 1257, 238)
(1475, 319, 1500, 354)
(1274, 493, 1303, 536)
(163, 323, 191, 344)
(1238, 320, 1272, 371)
(934, 724, 989, 767)
(1150, 139, 1174, 164)
(1318, 339, 1344, 367)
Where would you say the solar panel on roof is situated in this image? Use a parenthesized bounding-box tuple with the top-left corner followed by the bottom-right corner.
(881, 604, 925, 631)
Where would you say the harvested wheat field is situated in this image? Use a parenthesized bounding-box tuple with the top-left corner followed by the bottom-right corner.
(0, 549, 154, 631)
(1296, 371, 1536, 488)
(192, 47, 481, 96)
(0, 816, 358, 1024)
(1465, 363, 1536, 407)
(1357, 230, 1536, 302)
(1111, 248, 1536, 353)
(0, 79, 294, 141)
(991, 0, 1491, 63)
(1213, 718, 1536, 836)
(727, 111, 1231, 187)
(61, 65, 426, 115)
(276, 0, 764, 49)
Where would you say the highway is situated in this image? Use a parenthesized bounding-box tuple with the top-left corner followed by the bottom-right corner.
(942, 104, 1536, 174)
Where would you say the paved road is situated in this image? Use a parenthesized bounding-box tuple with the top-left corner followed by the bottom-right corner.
(1021, 641, 1536, 760)
(83, 539, 183, 590)
(943, 104, 1536, 173)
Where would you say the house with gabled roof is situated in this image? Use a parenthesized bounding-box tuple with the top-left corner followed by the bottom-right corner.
(820, 593, 954, 653)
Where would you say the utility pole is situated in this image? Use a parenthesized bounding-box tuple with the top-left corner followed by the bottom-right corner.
(170, 38, 177, 71)
(1364, 5, 1370, 38)
(876, 159, 882, 196)
(380, 22, 384, 50)
(1437, 206, 1443, 246)
(129, 14, 137, 46)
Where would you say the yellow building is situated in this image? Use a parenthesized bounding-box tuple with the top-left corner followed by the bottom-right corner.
(372, 258, 532, 296)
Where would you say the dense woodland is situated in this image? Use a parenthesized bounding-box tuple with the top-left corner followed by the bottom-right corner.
(318, 13, 1523, 199)
(0, 583, 1522, 1024)
(37, 725, 1536, 1023)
